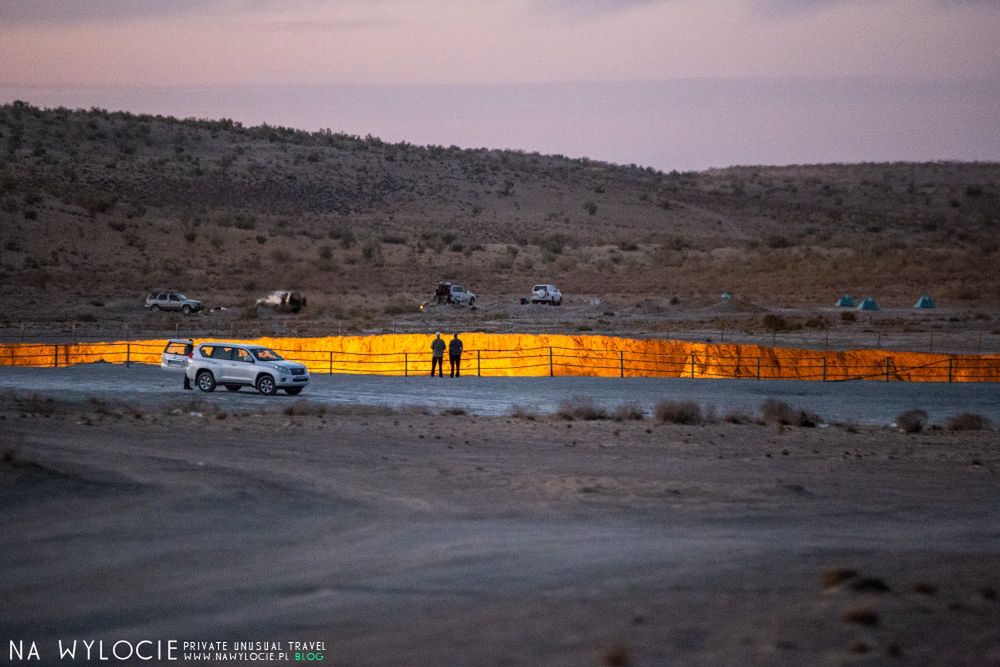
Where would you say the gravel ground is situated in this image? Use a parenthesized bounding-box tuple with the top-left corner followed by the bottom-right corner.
(1, 364, 998, 425)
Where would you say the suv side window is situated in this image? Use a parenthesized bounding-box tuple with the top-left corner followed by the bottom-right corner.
(199, 346, 214, 358)
(169, 294, 180, 301)
(235, 348, 254, 363)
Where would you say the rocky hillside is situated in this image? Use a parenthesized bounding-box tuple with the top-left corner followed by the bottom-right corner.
(1, 100, 998, 323)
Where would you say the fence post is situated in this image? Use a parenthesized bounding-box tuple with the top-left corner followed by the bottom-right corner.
(822, 356, 827, 382)
(404, 352, 408, 378)
(53, 344, 58, 368)
(876, 331, 881, 348)
(328, 351, 333, 375)
(885, 357, 890, 383)
(619, 350, 624, 378)
(549, 347, 554, 377)
(126, 342, 131, 368)
(690, 352, 696, 378)
(948, 356, 953, 383)
(477, 350, 481, 377)
(756, 356, 761, 380)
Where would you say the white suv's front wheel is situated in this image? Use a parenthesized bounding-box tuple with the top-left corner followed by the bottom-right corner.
(256, 374, 277, 396)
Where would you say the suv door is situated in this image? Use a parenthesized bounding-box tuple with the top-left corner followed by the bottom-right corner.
(166, 293, 182, 311)
(161, 339, 192, 372)
(231, 347, 258, 383)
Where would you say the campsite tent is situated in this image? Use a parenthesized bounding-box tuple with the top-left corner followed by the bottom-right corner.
(835, 294, 855, 307)
(856, 296, 880, 311)
(720, 292, 733, 301)
(913, 295, 936, 309)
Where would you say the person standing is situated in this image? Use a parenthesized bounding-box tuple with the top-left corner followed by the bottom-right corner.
(430, 332, 446, 377)
(449, 333, 464, 377)
(182, 339, 194, 390)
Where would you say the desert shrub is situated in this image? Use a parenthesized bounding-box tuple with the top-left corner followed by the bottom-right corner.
(896, 408, 928, 433)
(654, 400, 702, 425)
(583, 201, 598, 215)
(723, 408, 754, 424)
(557, 396, 608, 421)
(361, 237, 383, 265)
(612, 403, 645, 422)
(945, 413, 991, 431)
(383, 297, 420, 315)
(317, 244, 333, 260)
(618, 241, 639, 252)
(255, 234, 267, 244)
(766, 234, 790, 249)
(840, 311, 856, 322)
(539, 233, 569, 255)
(762, 314, 791, 332)
(761, 399, 820, 427)
(441, 407, 467, 416)
(283, 400, 326, 417)
(507, 405, 538, 420)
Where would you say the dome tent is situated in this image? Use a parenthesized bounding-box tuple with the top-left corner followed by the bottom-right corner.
(835, 294, 855, 307)
(856, 296, 880, 311)
(913, 295, 936, 309)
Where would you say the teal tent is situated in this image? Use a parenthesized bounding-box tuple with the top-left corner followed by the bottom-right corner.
(913, 295, 936, 309)
(720, 292, 733, 301)
(856, 296, 880, 311)
(835, 294, 855, 307)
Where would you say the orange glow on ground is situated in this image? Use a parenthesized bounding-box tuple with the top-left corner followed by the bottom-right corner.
(0, 334, 996, 382)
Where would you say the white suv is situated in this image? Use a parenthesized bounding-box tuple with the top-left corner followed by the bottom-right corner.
(168, 341, 310, 395)
(530, 284, 562, 305)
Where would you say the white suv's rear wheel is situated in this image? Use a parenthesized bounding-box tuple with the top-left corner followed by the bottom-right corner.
(196, 370, 216, 392)
(256, 374, 277, 396)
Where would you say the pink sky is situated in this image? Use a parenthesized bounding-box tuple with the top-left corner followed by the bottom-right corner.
(2, 0, 999, 168)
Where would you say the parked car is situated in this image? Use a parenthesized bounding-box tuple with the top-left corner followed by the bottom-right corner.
(161, 338, 194, 373)
(145, 292, 203, 314)
(179, 341, 310, 395)
(525, 284, 562, 305)
(433, 281, 476, 306)
(256, 290, 307, 314)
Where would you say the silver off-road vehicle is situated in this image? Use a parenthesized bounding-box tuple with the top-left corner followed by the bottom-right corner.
(166, 341, 310, 395)
(145, 292, 203, 314)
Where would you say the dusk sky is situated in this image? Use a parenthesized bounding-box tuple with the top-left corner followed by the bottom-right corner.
(2, 0, 999, 169)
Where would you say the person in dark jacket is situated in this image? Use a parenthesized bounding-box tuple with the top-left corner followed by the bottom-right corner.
(183, 339, 194, 390)
(430, 332, 446, 377)
(449, 333, 464, 377)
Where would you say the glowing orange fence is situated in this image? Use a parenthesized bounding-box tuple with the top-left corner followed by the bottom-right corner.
(0, 334, 998, 382)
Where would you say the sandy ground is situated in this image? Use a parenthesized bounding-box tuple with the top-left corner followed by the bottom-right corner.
(1, 386, 999, 666)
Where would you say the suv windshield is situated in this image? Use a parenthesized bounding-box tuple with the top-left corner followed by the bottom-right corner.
(252, 347, 284, 362)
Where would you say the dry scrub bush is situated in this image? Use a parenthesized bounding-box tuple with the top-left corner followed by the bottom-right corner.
(612, 403, 645, 422)
(761, 399, 820, 427)
(508, 405, 538, 420)
(283, 400, 327, 417)
(557, 396, 608, 421)
(945, 413, 992, 431)
(896, 409, 928, 433)
(723, 408, 755, 425)
(654, 400, 702, 425)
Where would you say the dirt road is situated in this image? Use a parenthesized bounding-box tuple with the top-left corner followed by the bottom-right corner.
(2, 393, 999, 665)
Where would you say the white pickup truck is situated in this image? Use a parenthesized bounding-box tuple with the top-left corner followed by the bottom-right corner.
(525, 284, 562, 305)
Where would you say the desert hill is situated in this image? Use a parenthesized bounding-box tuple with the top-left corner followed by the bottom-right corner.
(0, 100, 998, 328)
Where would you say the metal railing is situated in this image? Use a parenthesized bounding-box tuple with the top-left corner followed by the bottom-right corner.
(1, 340, 998, 382)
